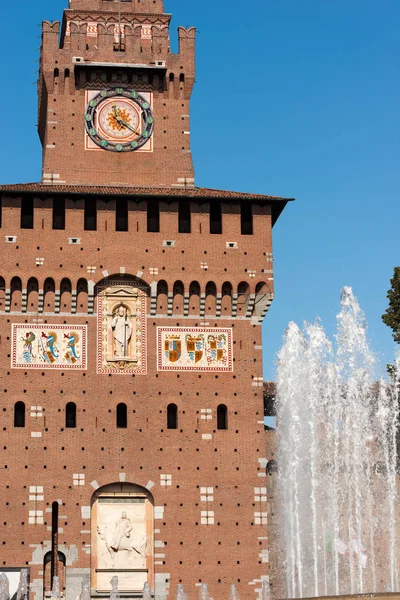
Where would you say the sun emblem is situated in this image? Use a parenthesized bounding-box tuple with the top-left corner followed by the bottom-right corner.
(107, 107, 132, 132)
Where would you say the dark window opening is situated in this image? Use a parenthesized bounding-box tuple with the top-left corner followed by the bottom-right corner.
(217, 404, 228, 430)
(210, 201, 222, 234)
(66, 402, 76, 428)
(116, 199, 128, 232)
(167, 404, 178, 430)
(14, 401, 25, 428)
(240, 202, 253, 235)
(21, 197, 34, 229)
(116, 403, 128, 429)
(147, 200, 160, 232)
(53, 198, 66, 230)
(0, 197, 2, 228)
(84, 198, 97, 231)
(178, 201, 191, 233)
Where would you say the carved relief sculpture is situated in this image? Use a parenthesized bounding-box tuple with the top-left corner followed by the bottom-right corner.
(97, 281, 147, 375)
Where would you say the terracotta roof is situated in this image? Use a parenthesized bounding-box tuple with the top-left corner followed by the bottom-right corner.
(0, 183, 294, 225)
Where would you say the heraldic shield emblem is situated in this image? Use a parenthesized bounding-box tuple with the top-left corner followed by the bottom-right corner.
(164, 335, 182, 363)
(186, 334, 205, 363)
(157, 327, 233, 372)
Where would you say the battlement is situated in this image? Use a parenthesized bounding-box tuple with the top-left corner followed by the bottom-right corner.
(68, 0, 165, 14)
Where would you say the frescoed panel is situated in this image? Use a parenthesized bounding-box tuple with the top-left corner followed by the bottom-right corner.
(97, 281, 147, 375)
(157, 327, 233, 372)
(12, 325, 87, 370)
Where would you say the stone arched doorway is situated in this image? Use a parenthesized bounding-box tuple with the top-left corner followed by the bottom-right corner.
(91, 483, 154, 594)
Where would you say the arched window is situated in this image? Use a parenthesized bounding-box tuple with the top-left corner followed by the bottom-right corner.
(217, 404, 228, 430)
(14, 401, 25, 427)
(116, 403, 127, 429)
(167, 404, 178, 430)
(66, 402, 76, 428)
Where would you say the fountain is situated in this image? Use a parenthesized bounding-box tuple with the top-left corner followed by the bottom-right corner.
(277, 287, 400, 598)
(199, 583, 210, 599)
(16, 570, 29, 600)
(0, 574, 10, 600)
(229, 583, 240, 599)
(177, 583, 189, 599)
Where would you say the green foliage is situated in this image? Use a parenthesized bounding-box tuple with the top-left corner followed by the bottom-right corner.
(382, 267, 400, 344)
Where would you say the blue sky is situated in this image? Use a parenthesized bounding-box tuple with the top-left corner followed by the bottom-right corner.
(0, 1, 399, 379)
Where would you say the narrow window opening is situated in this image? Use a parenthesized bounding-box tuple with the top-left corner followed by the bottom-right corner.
(21, 197, 34, 229)
(116, 403, 128, 428)
(240, 202, 253, 235)
(53, 198, 66, 230)
(217, 404, 228, 430)
(0, 197, 2, 228)
(210, 201, 222, 234)
(178, 201, 191, 233)
(14, 401, 25, 428)
(66, 402, 76, 428)
(84, 198, 97, 231)
(116, 199, 128, 232)
(167, 404, 178, 430)
(147, 200, 160, 232)
(51, 501, 59, 584)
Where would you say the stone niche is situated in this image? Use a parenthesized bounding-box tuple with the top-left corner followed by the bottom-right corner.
(96, 281, 147, 375)
(91, 483, 154, 593)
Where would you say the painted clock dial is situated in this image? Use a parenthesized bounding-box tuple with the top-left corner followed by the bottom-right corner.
(84, 88, 154, 152)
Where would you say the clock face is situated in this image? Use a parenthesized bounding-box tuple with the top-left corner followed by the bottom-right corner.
(84, 88, 154, 152)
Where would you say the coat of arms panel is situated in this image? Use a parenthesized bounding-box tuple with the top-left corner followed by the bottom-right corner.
(157, 327, 233, 372)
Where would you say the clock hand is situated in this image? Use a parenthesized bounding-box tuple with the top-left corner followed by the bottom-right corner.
(112, 105, 122, 122)
(119, 119, 141, 136)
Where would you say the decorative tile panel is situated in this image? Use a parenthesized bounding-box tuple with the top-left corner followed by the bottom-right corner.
(157, 327, 233, 372)
(12, 324, 87, 370)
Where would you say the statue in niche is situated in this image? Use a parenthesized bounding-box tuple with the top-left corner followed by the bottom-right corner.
(97, 511, 147, 568)
(111, 304, 133, 358)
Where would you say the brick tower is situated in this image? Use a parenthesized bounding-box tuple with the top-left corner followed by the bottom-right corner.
(0, 0, 292, 599)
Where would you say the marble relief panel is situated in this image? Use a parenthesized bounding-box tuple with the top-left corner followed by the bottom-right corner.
(97, 282, 147, 375)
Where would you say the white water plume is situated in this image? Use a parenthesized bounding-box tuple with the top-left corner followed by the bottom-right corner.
(277, 287, 400, 598)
